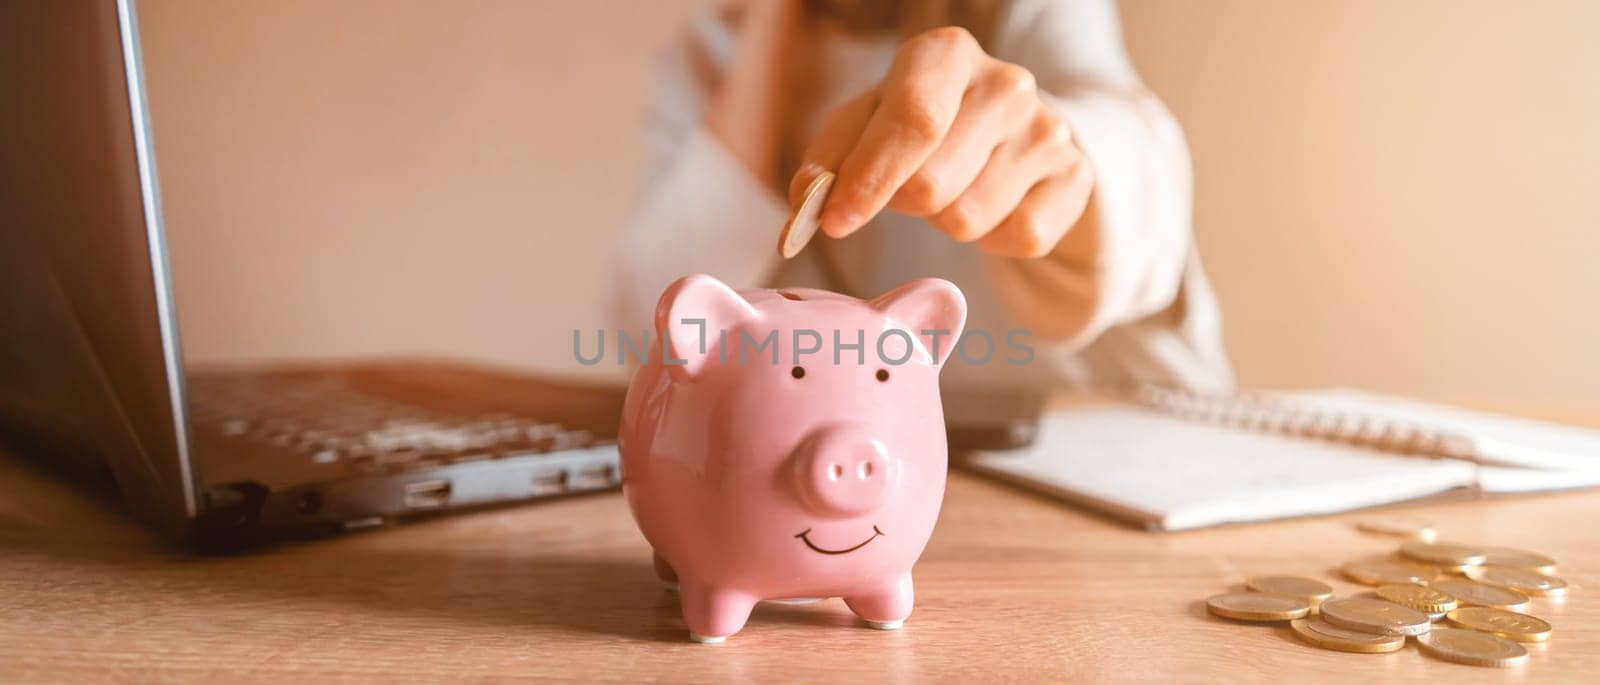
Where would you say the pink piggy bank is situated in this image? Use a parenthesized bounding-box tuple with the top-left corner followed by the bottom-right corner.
(618, 274, 967, 643)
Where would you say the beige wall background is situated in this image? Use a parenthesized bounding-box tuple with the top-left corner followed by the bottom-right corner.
(141, 1, 1600, 406)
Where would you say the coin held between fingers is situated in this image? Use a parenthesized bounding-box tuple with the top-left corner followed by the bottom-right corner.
(778, 170, 835, 259)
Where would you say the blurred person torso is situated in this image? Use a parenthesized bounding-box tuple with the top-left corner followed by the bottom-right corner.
(614, 0, 1233, 394)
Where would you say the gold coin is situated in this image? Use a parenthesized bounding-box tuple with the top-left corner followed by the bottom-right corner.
(1290, 617, 1406, 653)
(1480, 547, 1557, 574)
(1340, 559, 1439, 586)
(1466, 565, 1570, 597)
(1245, 575, 1334, 603)
(1416, 628, 1529, 668)
(1319, 596, 1432, 636)
(1445, 607, 1553, 642)
(1399, 541, 1487, 571)
(1206, 592, 1311, 621)
(1356, 516, 1437, 542)
(1375, 583, 1458, 613)
(1426, 578, 1531, 611)
(777, 170, 834, 259)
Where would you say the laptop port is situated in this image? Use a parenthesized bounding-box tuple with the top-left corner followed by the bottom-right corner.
(344, 515, 386, 530)
(569, 465, 614, 490)
(531, 471, 568, 496)
(403, 479, 451, 509)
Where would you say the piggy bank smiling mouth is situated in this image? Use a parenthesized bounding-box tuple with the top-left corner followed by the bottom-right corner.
(795, 526, 885, 555)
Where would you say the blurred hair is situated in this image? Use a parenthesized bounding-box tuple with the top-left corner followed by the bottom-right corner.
(806, 0, 1001, 47)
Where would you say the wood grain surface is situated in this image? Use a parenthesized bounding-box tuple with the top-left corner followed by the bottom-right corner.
(2, 407, 1596, 683)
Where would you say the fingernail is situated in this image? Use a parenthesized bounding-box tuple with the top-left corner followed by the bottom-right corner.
(790, 163, 825, 204)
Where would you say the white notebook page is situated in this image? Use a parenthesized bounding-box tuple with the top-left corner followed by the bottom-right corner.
(966, 406, 1480, 531)
(1289, 389, 1600, 472)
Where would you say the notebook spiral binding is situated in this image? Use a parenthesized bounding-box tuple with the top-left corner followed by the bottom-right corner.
(1135, 384, 1485, 463)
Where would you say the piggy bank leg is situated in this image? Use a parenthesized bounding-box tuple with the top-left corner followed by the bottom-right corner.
(844, 572, 914, 630)
(678, 582, 757, 644)
(652, 551, 678, 591)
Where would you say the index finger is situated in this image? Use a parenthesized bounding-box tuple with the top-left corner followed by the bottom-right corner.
(820, 28, 979, 237)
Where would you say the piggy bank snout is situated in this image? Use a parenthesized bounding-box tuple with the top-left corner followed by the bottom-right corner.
(794, 426, 896, 517)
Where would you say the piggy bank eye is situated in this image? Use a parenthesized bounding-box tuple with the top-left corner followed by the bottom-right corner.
(791, 366, 806, 379)
(875, 369, 890, 382)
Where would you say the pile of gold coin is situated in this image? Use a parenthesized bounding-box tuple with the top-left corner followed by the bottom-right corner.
(1204, 518, 1567, 668)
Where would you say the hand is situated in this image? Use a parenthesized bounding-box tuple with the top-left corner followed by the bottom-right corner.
(789, 27, 1093, 258)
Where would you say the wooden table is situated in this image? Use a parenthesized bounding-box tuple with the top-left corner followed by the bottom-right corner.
(3, 409, 1596, 682)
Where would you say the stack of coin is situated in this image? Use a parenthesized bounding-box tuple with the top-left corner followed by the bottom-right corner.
(1205, 592, 1313, 622)
(1202, 534, 1568, 669)
(1320, 596, 1432, 636)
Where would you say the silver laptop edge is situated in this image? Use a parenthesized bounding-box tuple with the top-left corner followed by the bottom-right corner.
(118, 0, 200, 519)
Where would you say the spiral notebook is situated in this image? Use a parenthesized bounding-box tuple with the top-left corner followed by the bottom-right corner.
(964, 388, 1600, 531)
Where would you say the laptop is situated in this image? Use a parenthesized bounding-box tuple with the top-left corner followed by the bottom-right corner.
(0, 0, 625, 549)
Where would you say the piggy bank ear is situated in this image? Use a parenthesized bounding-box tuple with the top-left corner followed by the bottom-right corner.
(869, 278, 967, 366)
(655, 274, 757, 381)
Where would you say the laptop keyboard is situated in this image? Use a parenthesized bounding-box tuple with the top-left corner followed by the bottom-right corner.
(186, 375, 604, 474)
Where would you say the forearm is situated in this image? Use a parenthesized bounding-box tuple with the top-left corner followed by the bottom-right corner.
(981, 0, 1196, 346)
(985, 85, 1194, 346)
(702, 0, 800, 190)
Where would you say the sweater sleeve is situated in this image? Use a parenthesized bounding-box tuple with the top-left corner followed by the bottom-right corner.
(981, 0, 1196, 348)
